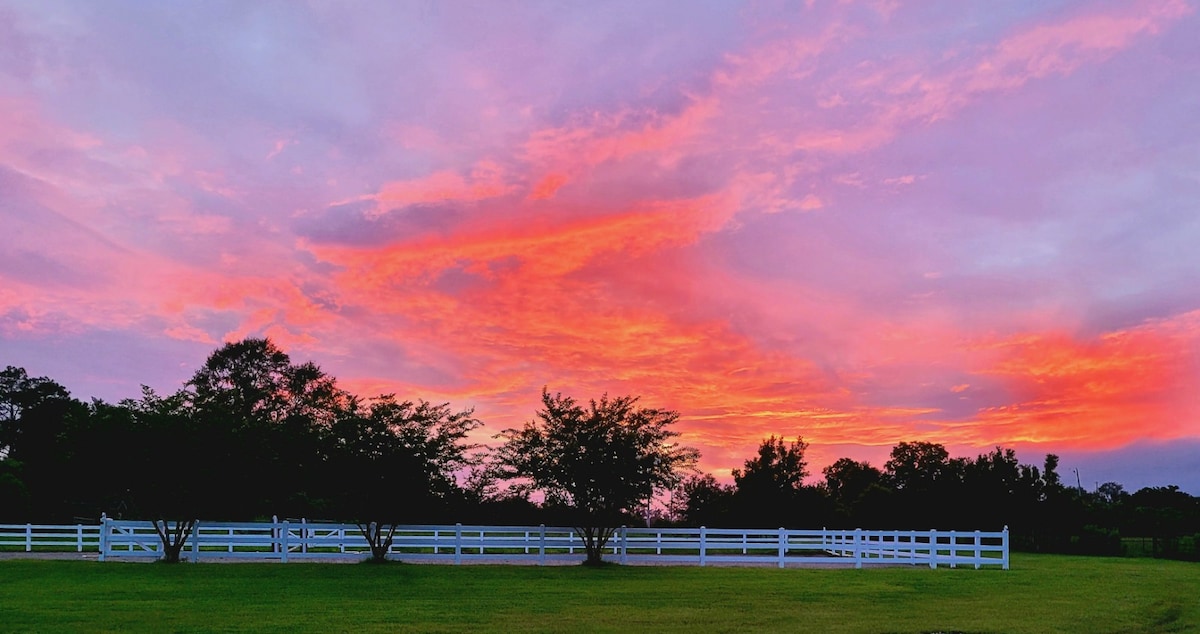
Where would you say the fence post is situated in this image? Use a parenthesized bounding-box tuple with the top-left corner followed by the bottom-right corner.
(280, 520, 289, 563)
(699, 526, 707, 567)
(98, 514, 108, 562)
(77, 524, 83, 552)
(1002, 525, 1010, 570)
(25, 523, 31, 552)
(454, 523, 462, 565)
(190, 520, 200, 563)
(974, 530, 982, 569)
(929, 529, 938, 569)
(538, 524, 546, 566)
(778, 527, 787, 569)
(301, 518, 308, 554)
(854, 528, 863, 569)
(949, 530, 957, 568)
(619, 526, 628, 565)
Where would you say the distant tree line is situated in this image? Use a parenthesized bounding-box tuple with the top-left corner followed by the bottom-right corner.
(669, 439, 1200, 560)
(2, 339, 1198, 562)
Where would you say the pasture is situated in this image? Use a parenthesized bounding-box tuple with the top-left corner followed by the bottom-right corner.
(0, 554, 1195, 633)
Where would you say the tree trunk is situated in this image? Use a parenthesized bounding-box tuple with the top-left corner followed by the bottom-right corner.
(357, 521, 396, 563)
(580, 526, 616, 566)
(152, 518, 196, 563)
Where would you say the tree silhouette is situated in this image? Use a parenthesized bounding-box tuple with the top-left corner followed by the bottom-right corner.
(325, 395, 481, 562)
(496, 389, 698, 565)
(732, 436, 812, 527)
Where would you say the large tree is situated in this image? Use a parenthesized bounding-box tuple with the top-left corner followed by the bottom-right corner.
(121, 388, 208, 563)
(732, 436, 814, 527)
(668, 473, 735, 527)
(0, 366, 87, 520)
(186, 338, 347, 517)
(496, 389, 699, 565)
(822, 457, 887, 524)
(325, 394, 481, 562)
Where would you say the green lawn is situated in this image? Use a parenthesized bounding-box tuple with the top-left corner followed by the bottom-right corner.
(0, 554, 1196, 633)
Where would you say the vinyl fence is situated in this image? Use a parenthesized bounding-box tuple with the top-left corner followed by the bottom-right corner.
(94, 518, 1009, 569)
(0, 523, 102, 553)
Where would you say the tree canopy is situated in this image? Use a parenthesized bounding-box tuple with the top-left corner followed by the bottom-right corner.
(496, 388, 699, 564)
(3, 342, 1200, 563)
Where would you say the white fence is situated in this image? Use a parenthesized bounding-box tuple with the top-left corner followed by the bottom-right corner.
(0, 523, 102, 552)
(93, 518, 1008, 569)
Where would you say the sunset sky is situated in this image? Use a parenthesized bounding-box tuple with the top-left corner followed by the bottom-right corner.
(2, 1, 1199, 492)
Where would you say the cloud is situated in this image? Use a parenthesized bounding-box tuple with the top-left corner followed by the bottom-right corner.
(1, 0, 1198, 489)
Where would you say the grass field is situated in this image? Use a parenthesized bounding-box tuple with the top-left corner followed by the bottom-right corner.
(1, 554, 1196, 633)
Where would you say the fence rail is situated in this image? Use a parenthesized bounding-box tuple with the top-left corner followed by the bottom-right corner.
(0, 523, 102, 553)
(86, 518, 1009, 569)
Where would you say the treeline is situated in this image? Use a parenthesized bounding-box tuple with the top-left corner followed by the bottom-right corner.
(2, 339, 1198, 561)
(668, 438, 1200, 559)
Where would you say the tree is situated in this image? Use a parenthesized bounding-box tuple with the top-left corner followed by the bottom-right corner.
(186, 338, 347, 518)
(884, 441, 951, 492)
(668, 473, 735, 526)
(0, 367, 87, 520)
(496, 389, 699, 565)
(121, 388, 207, 563)
(0, 458, 28, 522)
(732, 436, 812, 526)
(822, 458, 885, 522)
(1, 366, 72, 457)
(1097, 481, 1127, 506)
(326, 395, 481, 562)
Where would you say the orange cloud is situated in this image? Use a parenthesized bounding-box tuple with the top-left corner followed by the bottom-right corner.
(961, 312, 1200, 448)
(343, 160, 518, 217)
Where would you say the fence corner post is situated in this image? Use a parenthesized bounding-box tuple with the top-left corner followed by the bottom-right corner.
(929, 529, 938, 569)
(699, 526, 707, 567)
(1002, 525, 1010, 570)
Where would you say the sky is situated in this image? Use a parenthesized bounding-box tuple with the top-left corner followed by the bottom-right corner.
(2, 0, 1199, 493)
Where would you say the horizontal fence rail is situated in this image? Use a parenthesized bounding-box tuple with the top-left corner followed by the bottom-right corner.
(0, 523, 102, 553)
(88, 518, 1009, 569)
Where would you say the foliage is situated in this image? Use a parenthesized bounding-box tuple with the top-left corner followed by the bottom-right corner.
(822, 458, 884, 522)
(326, 394, 481, 561)
(5, 340, 1200, 563)
(668, 473, 735, 526)
(496, 388, 698, 564)
(186, 338, 348, 518)
(730, 436, 819, 527)
(733, 435, 809, 494)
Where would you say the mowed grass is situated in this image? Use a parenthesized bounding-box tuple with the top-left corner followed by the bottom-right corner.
(1, 554, 1196, 633)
